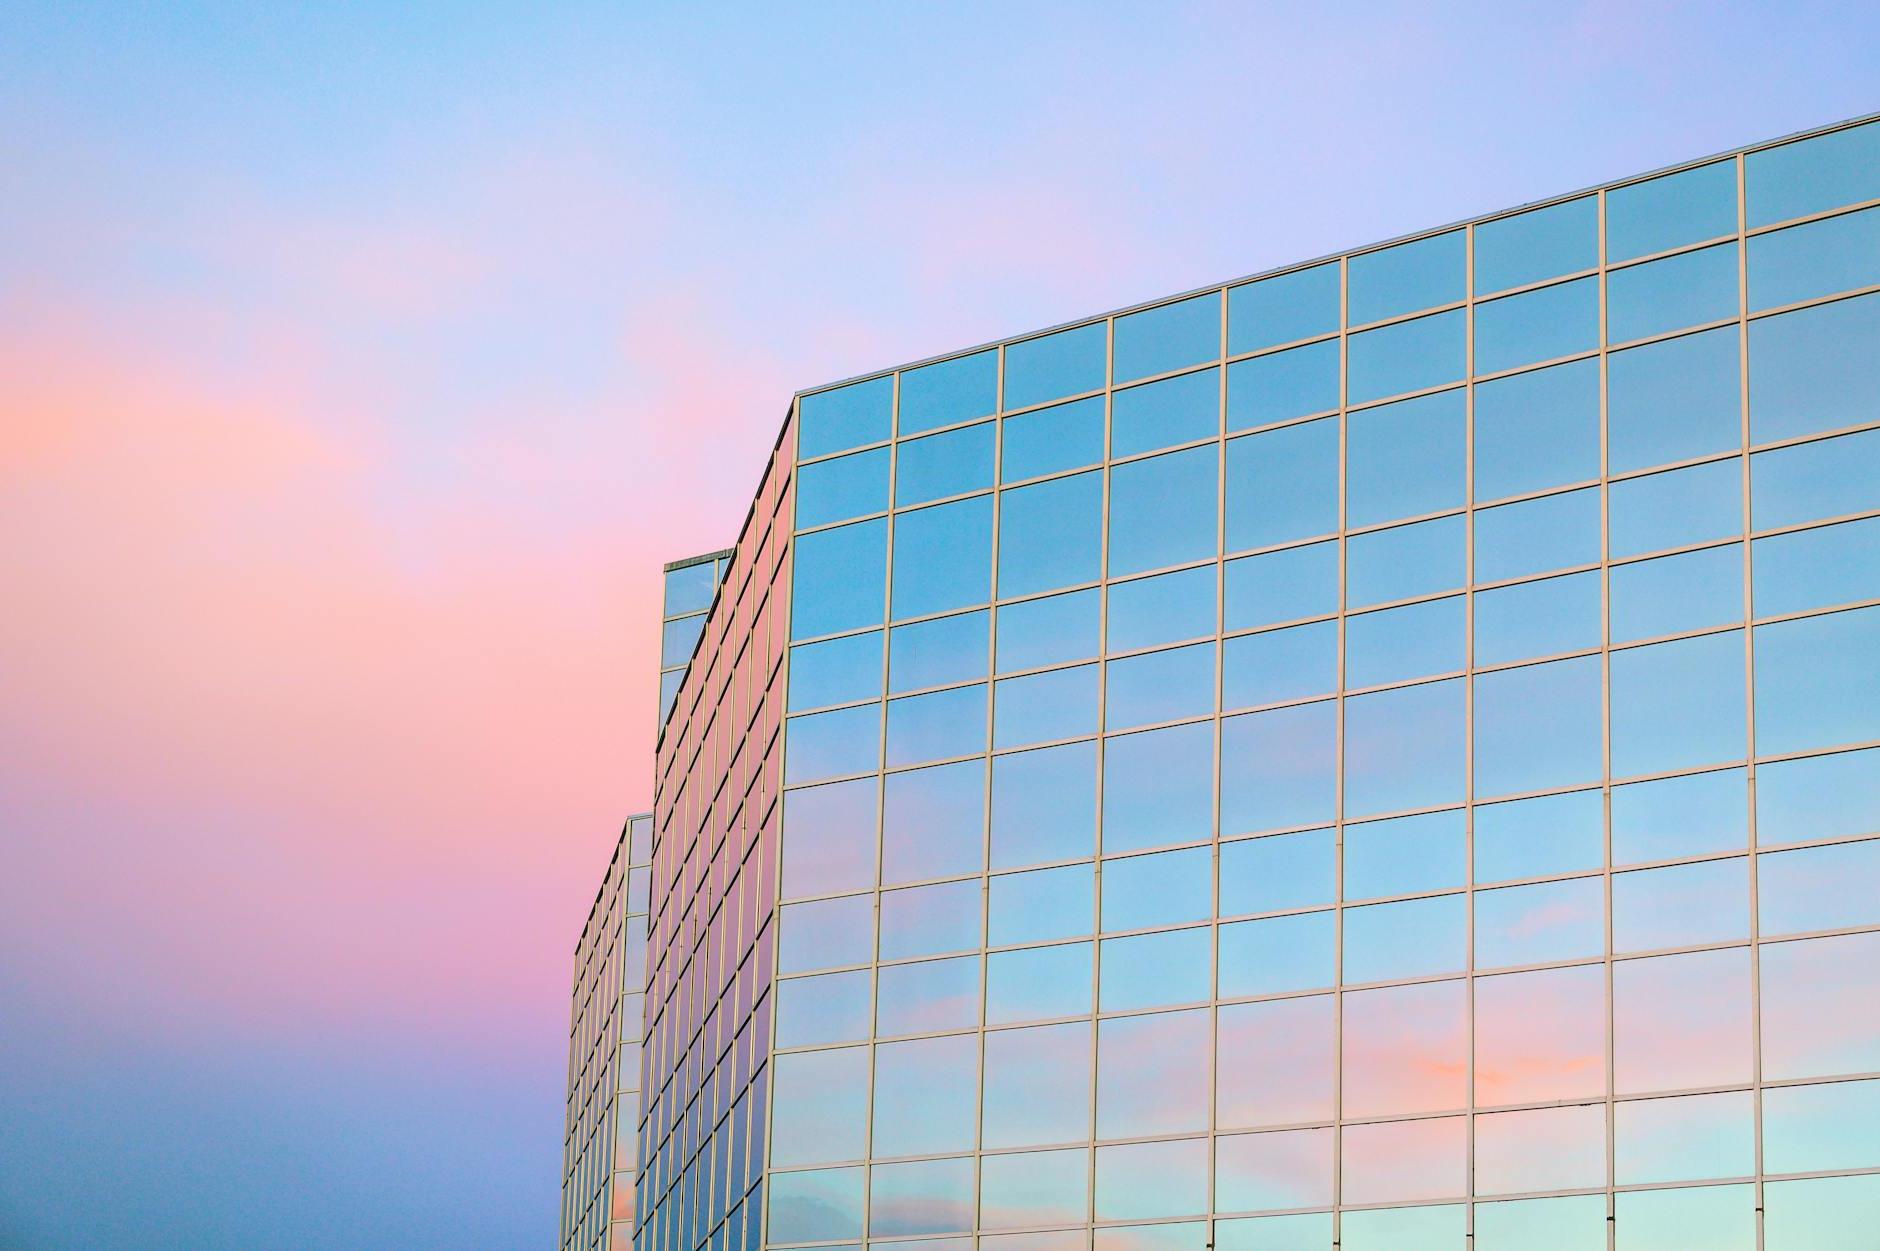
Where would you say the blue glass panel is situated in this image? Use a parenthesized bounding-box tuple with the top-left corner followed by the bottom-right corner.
(1748, 291, 1880, 443)
(768, 1167, 864, 1242)
(1610, 629, 1747, 776)
(1093, 1139, 1210, 1222)
(1114, 292, 1220, 383)
(1105, 643, 1216, 730)
(1223, 620, 1337, 707)
(1754, 517, 1880, 616)
(869, 1156, 974, 1235)
(998, 471, 1102, 597)
(1225, 540, 1338, 630)
(1764, 1174, 1880, 1251)
(1109, 445, 1219, 576)
(1609, 459, 1743, 560)
(1611, 767, 1748, 864)
(879, 879, 981, 959)
(793, 518, 887, 639)
(882, 758, 986, 884)
(1344, 808, 1466, 899)
(1615, 1184, 1756, 1251)
(1227, 416, 1339, 549)
(1757, 746, 1880, 846)
(895, 422, 993, 507)
(1475, 277, 1599, 375)
(885, 683, 986, 767)
(1347, 515, 1465, 608)
(1476, 197, 1598, 294)
(1112, 367, 1219, 458)
(663, 559, 717, 614)
(785, 705, 883, 784)
(1760, 841, 1880, 935)
(1608, 326, 1742, 473)
(900, 349, 997, 436)
(871, 1037, 980, 1160)
(989, 863, 1094, 946)
(1108, 565, 1216, 651)
(1473, 654, 1605, 797)
(1344, 678, 1466, 817)
(994, 663, 1099, 748)
(995, 588, 1099, 673)
(1746, 118, 1880, 227)
(1473, 788, 1605, 883)
(790, 630, 883, 711)
(1349, 230, 1464, 325)
(1608, 242, 1740, 343)
(1100, 927, 1212, 1010)
(889, 609, 988, 694)
(1004, 322, 1106, 411)
(1610, 544, 1743, 643)
(1348, 309, 1466, 405)
(981, 1021, 1093, 1148)
(1000, 395, 1105, 483)
(1220, 701, 1337, 835)
(1755, 606, 1880, 756)
(1219, 827, 1336, 914)
(1474, 358, 1600, 501)
(892, 496, 993, 619)
(1749, 205, 1880, 312)
(985, 942, 1091, 1024)
(801, 375, 892, 459)
(776, 970, 872, 1048)
(779, 894, 875, 971)
(1475, 877, 1605, 966)
(660, 613, 704, 667)
(1229, 261, 1340, 355)
(1346, 596, 1465, 688)
(1101, 846, 1212, 930)
(990, 741, 1097, 868)
(1475, 1194, 1607, 1251)
(1762, 1077, 1880, 1175)
(1474, 571, 1602, 666)
(1102, 720, 1216, 853)
(1607, 159, 1737, 263)
(1344, 894, 1466, 982)
(799, 446, 890, 528)
(1226, 339, 1339, 432)
(876, 955, 981, 1036)
(1752, 427, 1880, 530)
(1218, 911, 1334, 997)
(1348, 389, 1465, 528)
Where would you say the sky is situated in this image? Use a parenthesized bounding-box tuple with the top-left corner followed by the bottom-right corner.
(0, 2, 1875, 1247)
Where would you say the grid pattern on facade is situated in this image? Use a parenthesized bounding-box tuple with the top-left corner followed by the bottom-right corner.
(563, 813, 656, 1251)
(663, 551, 737, 730)
(763, 114, 1880, 1251)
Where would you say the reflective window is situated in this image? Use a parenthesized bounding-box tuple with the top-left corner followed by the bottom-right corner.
(1617, 1090, 1755, 1185)
(779, 894, 874, 972)
(1226, 338, 1339, 432)
(1474, 570, 1601, 666)
(882, 759, 985, 884)
(1607, 159, 1737, 262)
(892, 496, 992, 619)
(1615, 1183, 1756, 1251)
(1757, 746, 1880, 846)
(895, 422, 994, 507)
(1761, 840, 1880, 936)
(663, 559, 717, 614)
(1613, 947, 1753, 1093)
(871, 1034, 978, 1157)
(1112, 366, 1218, 458)
(1610, 629, 1746, 777)
(1344, 678, 1465, 816)
(1108, 565, 1216, 651)
(884, 682, 986, 768)
(979, 1147, 1086, 1230)
(900, 349, 997, 436)
(1229, 261, 1340, 355)
(1339, 1201, 1465, 1247)
(790, 630, 883, 711)
(1218, 910, 1334, 997)
(981, 1021, 1091, 1147)
(1475, 964, 1606, 1105)
(793, 517, 887, 639)
(990, 742, 1096, 868)
(1752, 427, 1880, 530)
(1475, 877, 1604, 967)
(1099, 926, 1211, 1010)
(1343, 980, 1467, 1116)
(1610, 544, 1743, 643)
(1114, 292, 1219, 383)
(1611, 767, 1748, 864)
(879, 879, 981, 960)
(1612, 857, 1749, 951)
(996, 588, 1099, 673)
(985, 942, 1091, 1024)
(1347, 596, 1463, 688)
(1226, 416, 1339, 549)
(1216, 1213, 1332, 1251)
(1474, 1103, 1605, 1194)
(1349, 230, 1464, 325)
(869, 1155, 974, 1236)
(1004, 322, 1106, 411)
(1092, 1138, 1208, 1222)
(1474, 654, 1604, 797)
(1217, 995, 1336, 1127)
(1754, 516, 1880, 617)
(889, 609, 987, 694)
(1215, 1127, 1334, 1213)
(1110, 445, 1219, 576)
(1224, 540, 1338, 630)
(1225, 618, 1338, 708)
(801, 375, 892, 459)
(1475, 486, 1600, 583)
(998, 471, 1102, 597)
(1474, 357, 1600, 501)
(771, 1047, 869, 1165)
(1746, 118, 1880, 227)
(1347, 514, 1464, 607)
(1348, 389, 1465, 527)
(1474, 788, 1605, 883)
(798, 445, 890, 528)
(1101, 720, 1215, 853)
(1105, 642, 1216, 730)
(1101, 846, 1211, 931)
(1750, 205, 1880, 312)
(1001, 395, 1104, 483)
(1475, 276, 1598, 375)
(1345, 808, 1465, 899)
(768, 1166, 865, 1243)
(994, 663, 1099, 748)
(1749, 291, 1880, 443)
(1475, 1194, 1606, 1250)
(785, 702, 882, 784)
(1763, 1077, 1880, 1175)
(989, 863, 1094, 946)
(1610, 459, 1742, 559)
(1220, 827, 1336, 914)
(1607, 242, 1739, 343)
(1096, 1008, 1210, 1137)
(1220, 701, 1337, 834)
(1476, 196, 1598, 294)
(876, 956, 980, 1036)
(1761, 930, 1880, 1080)
(1755, 606, 1880, 755)
(1607, 326, 1742, 473)
(776, 970, 872, 1048)
(1347, 308, 1466, 404)
(1344, 893, 1466, 982)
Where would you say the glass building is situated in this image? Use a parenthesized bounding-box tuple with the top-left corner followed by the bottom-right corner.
(662, 550, 737, 729)
(631, 114, 1880, 1251)
(563, 812, 655, 1251)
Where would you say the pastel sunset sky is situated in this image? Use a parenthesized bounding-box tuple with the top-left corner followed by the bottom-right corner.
(2, 3, 1875, 1247)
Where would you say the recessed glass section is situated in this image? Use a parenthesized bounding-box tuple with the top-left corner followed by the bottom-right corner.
(1754, 516, 1880, 617)
(882, 759, 985, 884)
(885, 682, 986, 768)
(1101, 846, 1212, 931)
(1219, 910, 1334, 997)
(1755, 605, 1880, 756)
(879, 879, 981, 960)
(1344, 893, 1466, 982)
(1345, 808, 1466, 899)
(988, 863, 1094, 947)
(1099, 926, 1211, 1010)
(1473, 654, 1604, 797)
(876, 956, 980, 1036)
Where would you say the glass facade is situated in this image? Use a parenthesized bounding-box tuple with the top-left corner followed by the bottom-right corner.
(630, 114, 1880, 1251)
(662, 550, 736, 729)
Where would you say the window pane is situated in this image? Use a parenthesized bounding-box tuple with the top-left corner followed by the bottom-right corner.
(1748, 291, 1880, 443)
(1102, 721, 1215, 853)
(1339, 1202, 1465, 1249)
(1754, 516, 1880, 617)
(1342, 1115, 1467, 1205)
(1225, 540, 1338, 630)
(1229, 261, 1340, 355)
(1616, 1090, 1756, 1186)
(995, 663, 1099, 748)
(1217, 995, 1336, 1128)
(1221, 702, 1337, 834)
(1105, 642, 1216, 730)
(1613, 857, 1750, 951)
(879, 879, 981, 960)
(1750, 205, 1880, 312)
(1473, 570, 1601, 666)
(1473, 1103, 1606, 1195)
(1108, 565, 1216, 651)
(1473, 787, 1605, 883)
(1218, 911, 1334, 998)
(1475, 487, 1601, 583)
(885, 682, 986, 768)
(1609, 459, 1742, 560)
(1475, 964, 1606, 1105)
(892, 496, 992, 619)
(888, 609, 987, 695)
(876, 956, 980, 1036)
(793, 518, 887, 639)
(779, 894, 874, 972)
(996, 588, 1098, 673)
(1757, 746, 1880, 846)
(1005, 323, 1105, 411)
(1755, 606, 1880, 756)
(781, 778, 879, 897)
(1608, 242, 1740, 343)
(1224, 620, 1337, 707)
(790, 631, 883, 711)
(1101, 846, 1211, 931)
(663, 559, 717, 614)
(1348, 389, 1465, 527)
(1474, 1194, 1606, 1251)
(896, 422, 994, 507)
(1347, 515, 1464, 608)
(1614, 947, 1753, 1093)
(1608, 326, 1742, 473)
(1607, 159, 1737, 262)
(1477, 196, 1598, 294)
(982, 1021, 1092, 1148)
(1226, 417, 1338, 550)
(1746, 117, 1880, 227)
(1344, 678, 1465, 817)
(1344, 808, 1466, 899)
(769, 1167, 864, 1244)
(1227, 338, 1339, 432)
(1220, 827, 1336, 914)
(985, 942, 1091, 1024)
(1610, 630, 1746, 777)
(1610, 544, 1743, 643)
(1348, 309, 1466, 404)
(1109, 445, 1219, 576)
(991, 741, 1096, 869)
(1115, 292, 1219, 384)
(1096, 1008, 1210, 1137)
(1343, 893, 1466, 982)
(1473, 654, 1604, 797)
(776, 969, 872, 1048)
(900, 349, 997, 436)
(1615, 1184, 1755, 1251)
(1093, 1138, 1208, 1222)
(1475, 877, 1605, 967)
(1001, 395, 1104, 483)
(999, 472, 1102, 597)
(1611, 766, 1748, 864)
(1215, 1127, 1334, 1213)
(1343, 980, 1467, 1116)
(1475, 276, 1598, 375)
(1761, 930, 1880, 1080)
(872, 1035, 978, 1157)
(1764, 1077, 1880, 1174)
(1752, 427, 1880, 530)
(1115, 362, 1221, 457)
(1474, 357, 1600, 501)
(799, 446, 891, 528)
(1761, 839, 1880, 936)
(989, 863, 1094, 947)
(979, 1147, 1086, 1230)
(882, 759, 985, 884)
(1349, 230, 1464, 325)
(1100, 927, 1211, 1010)
(772, 1047, 869, 1165)
(869, 1156, 974, 1236)
(1768, 1174, 1880, 1248)
(801, 375, 892, 459)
